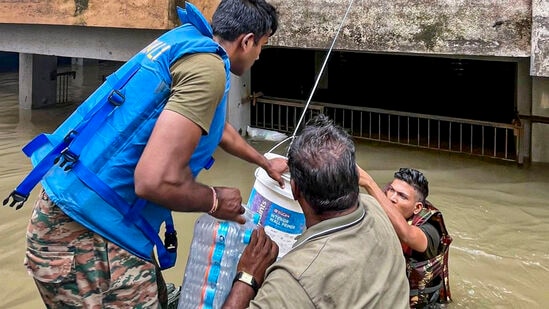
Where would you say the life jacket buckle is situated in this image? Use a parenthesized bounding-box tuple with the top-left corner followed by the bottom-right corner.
(164, 230, 178, 253)
(63, 130, 78, 143)
(53, 148, 79, 171)
(204, 156, 215, 170)
(108, 89, 125, 106)
(2, 190, 28, 210)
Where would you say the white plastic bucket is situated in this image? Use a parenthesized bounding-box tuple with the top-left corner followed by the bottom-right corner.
(246, 153, 305, 259)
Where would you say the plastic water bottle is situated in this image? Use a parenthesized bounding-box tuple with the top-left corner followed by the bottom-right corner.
(178, 208, 260, 309)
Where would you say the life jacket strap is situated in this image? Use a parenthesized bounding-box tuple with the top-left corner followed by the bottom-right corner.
(409, 280, 443, 296)
(72, 161, 177, 270)
(61, 71, 135, 171)
(3, 135, 70, 209)
(3, 62, 141, 210)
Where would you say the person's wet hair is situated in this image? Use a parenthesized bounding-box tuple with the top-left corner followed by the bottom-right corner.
(394, 167, 429, 203)
(288, 114, 359, 214)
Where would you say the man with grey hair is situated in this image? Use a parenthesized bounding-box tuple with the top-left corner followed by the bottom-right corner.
(223, 114, 409, 308)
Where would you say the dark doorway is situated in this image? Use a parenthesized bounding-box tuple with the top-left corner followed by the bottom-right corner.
(251, 48, 517, 124)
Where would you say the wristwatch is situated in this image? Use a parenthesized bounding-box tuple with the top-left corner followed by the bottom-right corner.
(233, 271, 260, 294)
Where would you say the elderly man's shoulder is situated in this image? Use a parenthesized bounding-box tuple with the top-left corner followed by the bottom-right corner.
(359, 193, 384, 211)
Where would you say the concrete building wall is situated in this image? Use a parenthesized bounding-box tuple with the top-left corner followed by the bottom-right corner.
(1, 0, 548, 163)
(516, 59, 533, 163)
(531, 77, 549, 162)
(227, 72, 252, 136)
(0, 24, 163, 62)
(532, 122, 549, 162)
(264, 0, 549, 78)
(1, 1, 544, 74)
(532, 78, 549, 118)
(532, 0, 549, 76)
(267, 0, 531, 56)
(18, 54, 57, 109)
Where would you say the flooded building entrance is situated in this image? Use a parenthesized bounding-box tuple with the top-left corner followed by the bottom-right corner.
(250, 49, 523, 163)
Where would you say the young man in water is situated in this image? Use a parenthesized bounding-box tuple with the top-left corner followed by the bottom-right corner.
(357, 166, 453, 308)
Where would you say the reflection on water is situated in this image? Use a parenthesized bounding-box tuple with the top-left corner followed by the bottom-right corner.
(1, 63, 548, 309)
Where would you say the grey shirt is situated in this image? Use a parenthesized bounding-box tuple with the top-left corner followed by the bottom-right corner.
(248, 194, 410, 309)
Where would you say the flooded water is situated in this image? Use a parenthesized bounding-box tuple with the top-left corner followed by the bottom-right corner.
(0, 62, 548, 308)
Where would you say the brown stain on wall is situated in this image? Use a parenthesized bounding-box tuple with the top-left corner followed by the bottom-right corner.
(0, 0, 220, 29)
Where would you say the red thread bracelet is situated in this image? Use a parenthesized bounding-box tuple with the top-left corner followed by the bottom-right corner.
(209, 186, 218, 214)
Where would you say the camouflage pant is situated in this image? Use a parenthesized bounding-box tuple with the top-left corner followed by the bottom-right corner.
(24, 190, 168, 309)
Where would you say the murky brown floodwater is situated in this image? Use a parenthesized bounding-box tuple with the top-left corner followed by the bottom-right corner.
(1, 62, 548, 309)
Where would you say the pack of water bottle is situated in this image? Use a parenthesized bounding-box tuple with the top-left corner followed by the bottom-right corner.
(178, 207, 260, 309)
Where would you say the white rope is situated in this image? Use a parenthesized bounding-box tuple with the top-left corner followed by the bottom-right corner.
(269, 0, 356, 155)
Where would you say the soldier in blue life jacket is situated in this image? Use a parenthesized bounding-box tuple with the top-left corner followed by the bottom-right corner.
(9, 1, 284, 308)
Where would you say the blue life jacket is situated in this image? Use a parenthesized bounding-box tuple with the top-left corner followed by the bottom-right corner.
(4, 2, 231, 270)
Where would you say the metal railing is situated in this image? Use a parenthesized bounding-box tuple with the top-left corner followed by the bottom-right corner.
(251, 96, 523, 164)
(56, 70, 76, 105)
(251, 96, 324, 133)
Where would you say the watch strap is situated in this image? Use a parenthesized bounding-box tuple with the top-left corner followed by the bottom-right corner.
(233, 271, 259, 294)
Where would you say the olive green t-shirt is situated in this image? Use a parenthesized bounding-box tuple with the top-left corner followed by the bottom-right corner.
(250, 194, 410, 308)
(165, 52, 226, 134)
